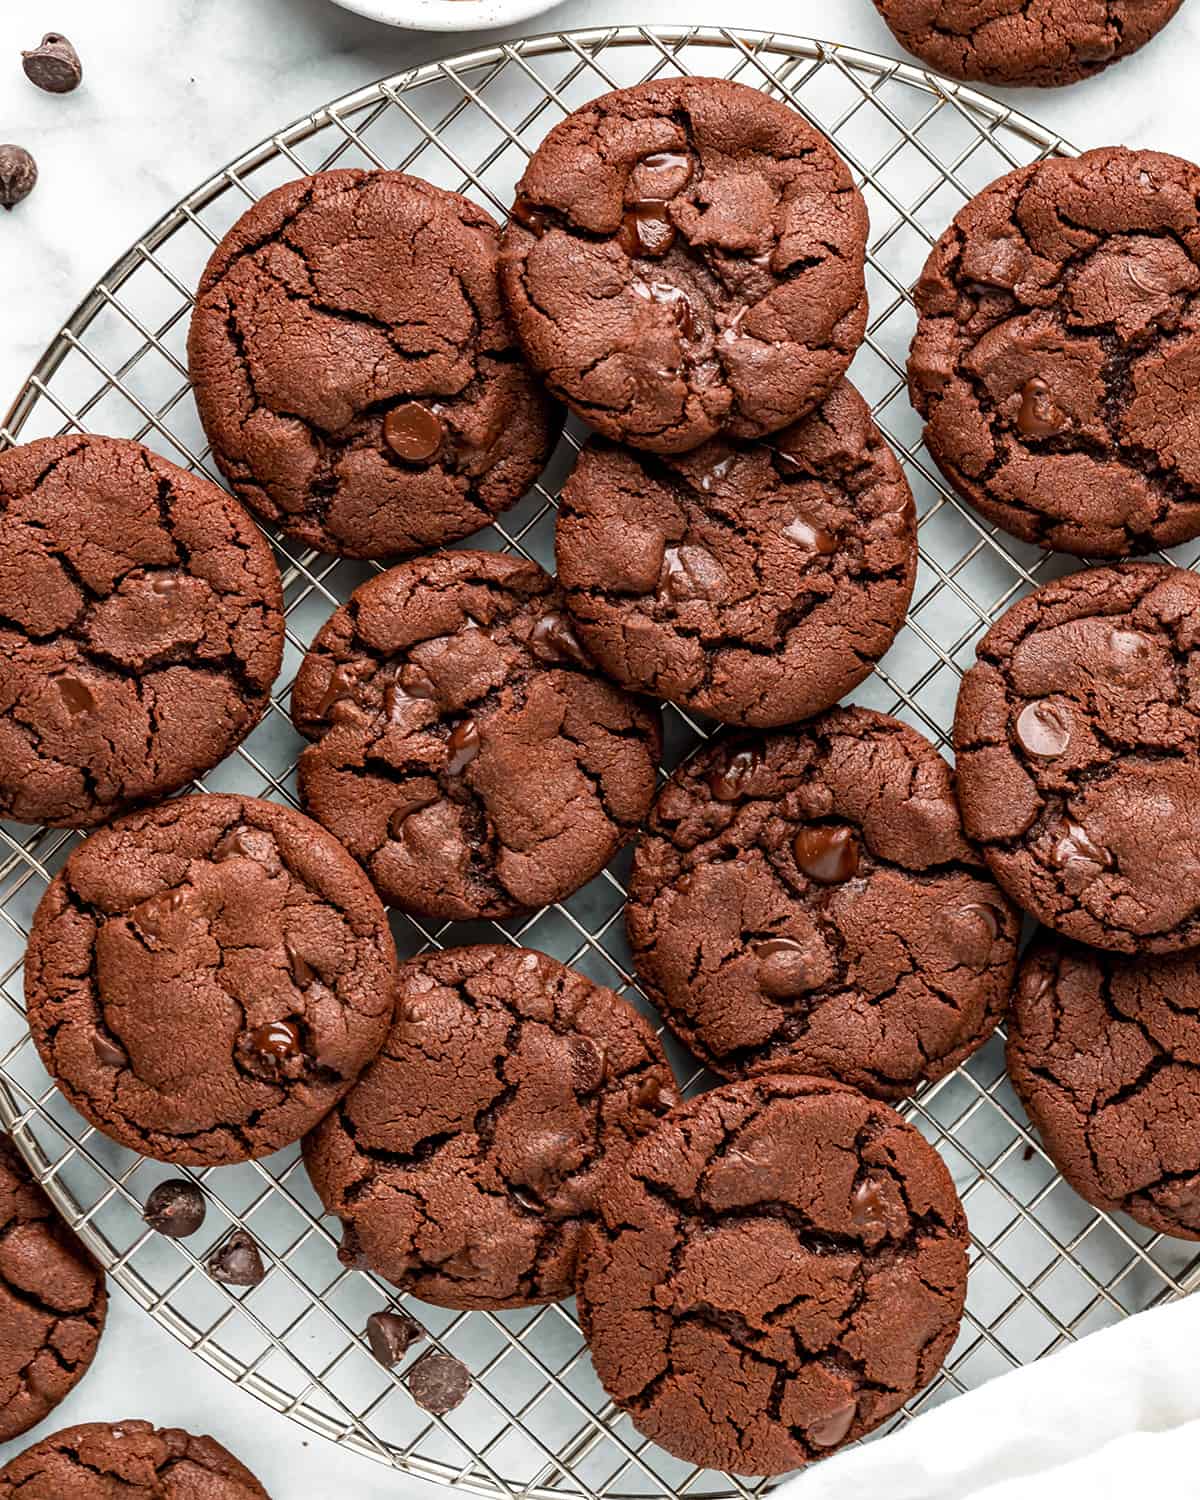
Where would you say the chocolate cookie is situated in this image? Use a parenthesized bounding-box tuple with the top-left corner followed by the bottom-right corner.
(293, 550, 662, 921)
(189, 169, 559, 560)
(1009, 937, 1200, 1240)
(0, 436, 284, 828)
(627, 707, 1020, 1099)
(0, 1421, 270, 1498)
(500, 76, 868, 455)
(303, 944, 680, 1310)
(909, 148, 1200, 557)
(556, 381, 917, 727)
(0, 1134, 106, 1441)
(874, 0, 1181, 87)
(955, 562, 1200, 952)
(577, 1074, 969, 1476)
(25, 794, 398, 1165)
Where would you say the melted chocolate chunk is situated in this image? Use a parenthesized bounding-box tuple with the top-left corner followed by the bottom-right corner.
(384, 403, 445, 465)
(707, 746, 764, 802)
(793, 825, 860, 884)
(1016, 377, 1066, 438)
(1015, 699, 1073, 758)
(91, 1032, 127, 1068)
(445, 718, 481, 776)
(248, 1019, 304, 1064)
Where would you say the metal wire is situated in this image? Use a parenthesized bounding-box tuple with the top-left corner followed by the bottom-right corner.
(1, 23, 1199, 1499)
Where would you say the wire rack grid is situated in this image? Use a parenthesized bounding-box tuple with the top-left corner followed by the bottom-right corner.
(0, 22, 1198, 1500)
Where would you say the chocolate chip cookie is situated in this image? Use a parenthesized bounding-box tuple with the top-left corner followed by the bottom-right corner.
(0, 1134, 106, 1441)
(556, 381, 917, 727)
(0, 1421, 270, 1499)
(910, 148, 1200, 557)
(293, 550, 662, 921)
(1009, 937, 1200, 1240)
(189, 169, 559, 560)
(0, 436, 284, 828)
(25, 794, 398, 1166)
(304, 944, 680, 1310)
(955, 562, 1200, 952)
(577, 1074, 969, 1476)
(627, 707, 1020, 1099)
(501, 76, 868, 455)
(874, 0, 1181, 87)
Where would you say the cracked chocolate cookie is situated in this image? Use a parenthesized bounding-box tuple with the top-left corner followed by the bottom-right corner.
(909, 147, 1200, 557)
(188, 169, 559, 560)
(293, 550, 662, 921)
(25, 794, 398, 1166)
(0, 436, 284, 828)
(556, 381, 917, 727)
(576, 1074, 969, 1476)
(1009, 936, 1200, 1240)
(0, 1134, 106, 1441)
(303, 944, 680, 1310)
(0, 1420, 270, 1498)
(500, 76, 868, 455)
(955, 562, 1200, 952)
(873, 0, 1181, 87)
(627, 707, 1020, 1099)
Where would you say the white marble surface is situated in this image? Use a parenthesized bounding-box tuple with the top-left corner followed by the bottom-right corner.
(0, 0, 1197, 1494)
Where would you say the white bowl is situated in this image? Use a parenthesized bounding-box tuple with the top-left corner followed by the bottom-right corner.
(328, 0, 564, 31)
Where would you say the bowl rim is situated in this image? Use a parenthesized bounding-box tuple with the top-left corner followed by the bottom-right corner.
(327, 0, 565, 32)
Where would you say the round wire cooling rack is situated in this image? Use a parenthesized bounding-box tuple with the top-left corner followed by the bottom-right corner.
(2, 21, 1200, 1500)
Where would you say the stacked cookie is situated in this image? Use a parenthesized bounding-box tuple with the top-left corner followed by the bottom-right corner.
(7, 56, 1200, 1493)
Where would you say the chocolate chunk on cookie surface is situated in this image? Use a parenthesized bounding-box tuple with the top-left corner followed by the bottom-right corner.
(293, 550, 662, 921)
(577, 1074, 969, 1476)
(627, 707, 1019, 1098)
(910, 148, 1200, 557)
(0, 1420, 270, 1498)
(556, 381, 917, 726)
(0, 1134, 106, 1441)
(0, 436, 283, 828)
(303, 944, 680, 1310)
(874, 0, 1181, 87)
(1009, 937, 1200, 1240)
(501, 76, 868, 455)
(25, 794, 398, 1165)
(954, 562, 1200, 952)
(189, 169, 559, 560)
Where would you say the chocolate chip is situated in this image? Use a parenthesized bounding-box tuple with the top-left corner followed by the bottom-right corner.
(783, 515, 838, 555)
(1016, 377, 1066, 438)
(132, 888, 191, 938)
(445, 717, 480, 776)
(143, 1179, 206, 1239)
(384, 663, 438, 719)
(0, 145, 37, 210)
(384, 403, 444, 464)
(754, 937, 823, 998)
(405, 1351, 471, 1415)
(632, 277, 695, 336)
(809, 1397, 857, 1448)
(91, 1031, 127, 1069)
(1107, 627, 1154, 679)
(1015, 699, 1072, 758)
(659, 543, 723, 602)
(529, 610, 590, 668)
(619, 204, 677, 257)
(1053, 820, 1113, 893)
(207, 1229, 266, 1287)
(707, 746, 764, 802)
(316, 662, 368, 720)
(850, 1179, 887, 1230)
(21, 33, 82, 94)
(247, 1019, 304, 1064)
(510, 196, 550, 237)
(366, 1309, 424, 1368)
(793, 826, 860, 884)
(570, 1036, 608, 1094)
(212, 824, 282, 873)
(942, 902, 1001, 971)
(55, 675, 94, 715)
(285, 939, 316, 987)
(634, 1075, 681, 1114)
